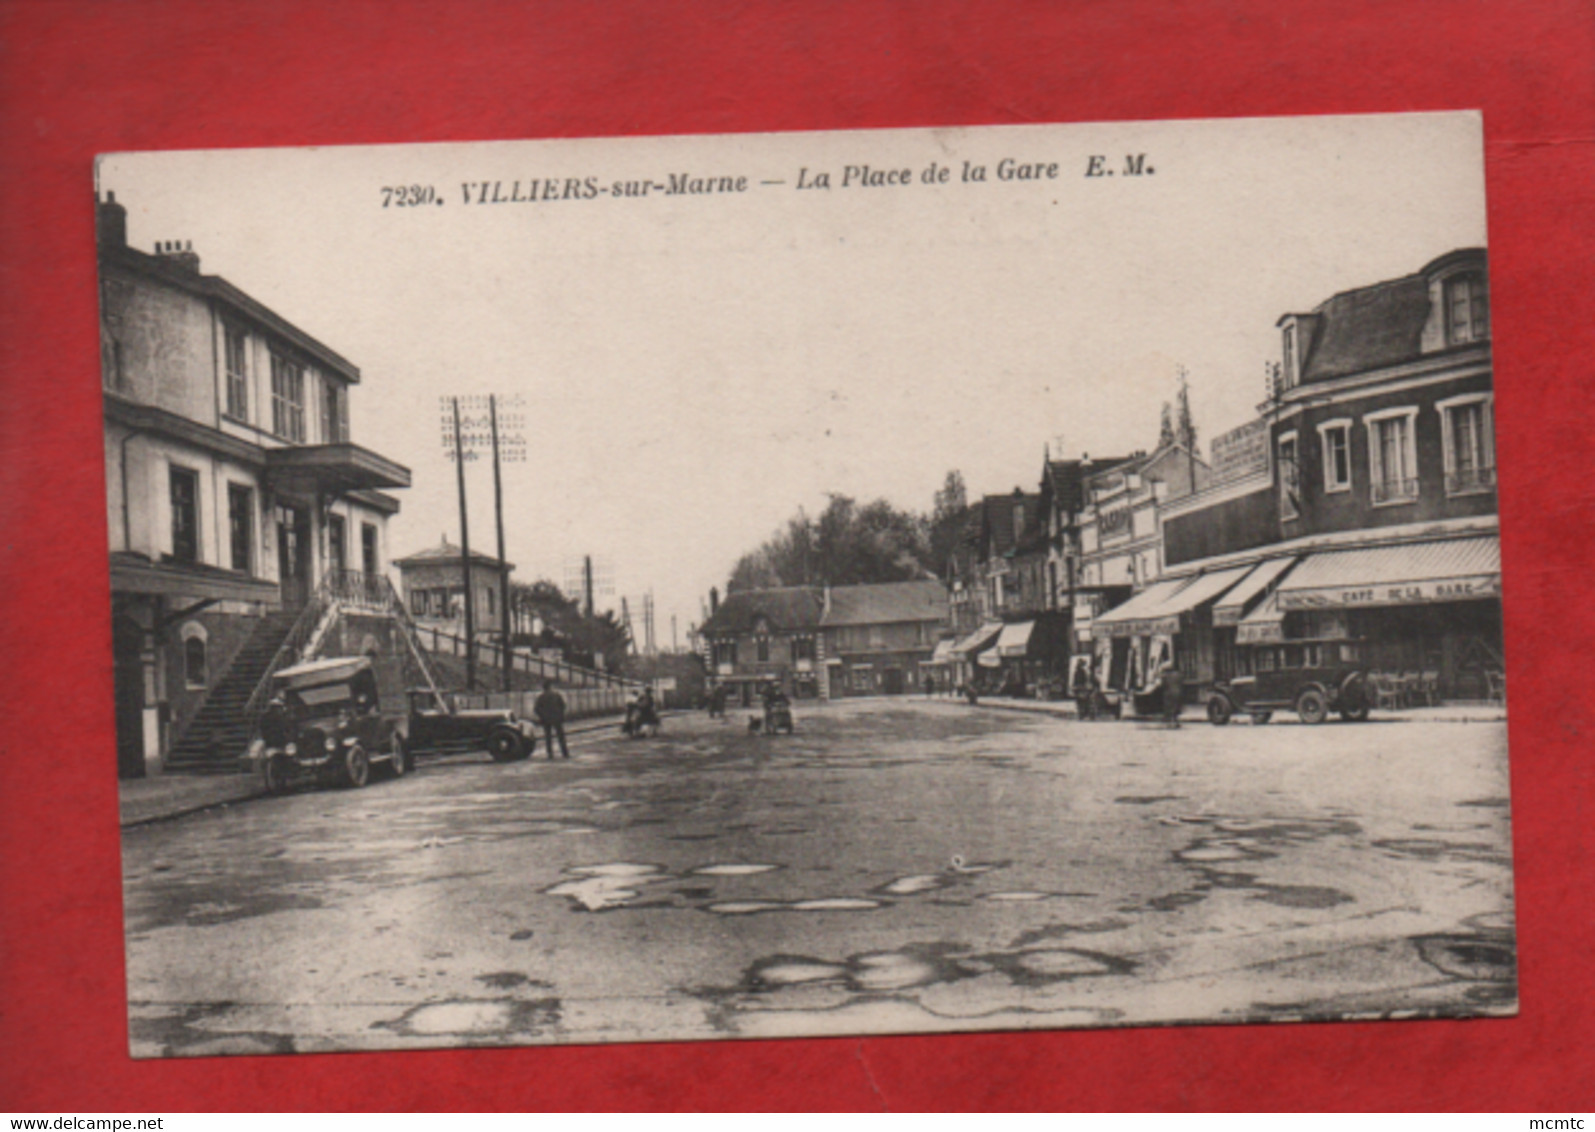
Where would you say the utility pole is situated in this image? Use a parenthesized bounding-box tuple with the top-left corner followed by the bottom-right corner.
(583, 555, 594, 618)
(451, 397, 476, 691)
(490, 395, 512, 691)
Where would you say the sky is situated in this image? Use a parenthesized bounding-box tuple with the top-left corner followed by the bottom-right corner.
(98, 113, 1487, 644)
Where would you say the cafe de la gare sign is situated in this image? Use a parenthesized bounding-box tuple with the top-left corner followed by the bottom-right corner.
(1279, 573, 1502, 610)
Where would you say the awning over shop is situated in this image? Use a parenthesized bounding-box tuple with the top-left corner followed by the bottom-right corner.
(1276, 537, 1500, 610)
(995, 621, 1035, 658)
(1237, 592, 1285, 644)
(1213, 557, 1298, 626)
(1149, 565, 1253, 620)
(924, 638, 958, 666)
(952, 622, 1004, 656)
(1090, 577, 1191, 638)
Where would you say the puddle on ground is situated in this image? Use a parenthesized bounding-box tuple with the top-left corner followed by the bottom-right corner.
(705, 896, 884, 915)
(877, 874, 950, 896)
(1413, 933, 1516, 982)
(982, 891, 1054, 902)
(544, 863, 664, 911)
(1371, 839, 1511, 866)
(374, 997, 561, 1037)
(694, 863, 779, 877)
(475, 971, 551, 990)
(1249, 884, 1354, 909)
(1115, 795, 1184, 805)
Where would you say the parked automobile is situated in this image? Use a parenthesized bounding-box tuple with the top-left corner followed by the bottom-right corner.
(404, 689, 539, 761)
(1206, 638, 1371, 725)
(246, 656, 407, 794)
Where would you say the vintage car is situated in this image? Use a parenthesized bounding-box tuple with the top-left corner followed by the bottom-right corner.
(247, 656, 407, 794)
(404, 689, 539, 762)
(1206, 638, 1371, 726)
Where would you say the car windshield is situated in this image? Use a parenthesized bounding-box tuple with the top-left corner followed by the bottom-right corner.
(296, 683, 353, 707)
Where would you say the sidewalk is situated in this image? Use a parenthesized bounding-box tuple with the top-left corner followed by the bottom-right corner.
(119, 713, 639, 828)
(965, 694, 1507, 725)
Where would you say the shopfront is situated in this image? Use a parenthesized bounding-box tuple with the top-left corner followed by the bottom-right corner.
(1273, 536, 1503, 699)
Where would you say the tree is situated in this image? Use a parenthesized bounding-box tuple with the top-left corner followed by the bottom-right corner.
(1159, 401, 1177, 449)
(727, 493, 933, 590)
(927, 470, 970, 580)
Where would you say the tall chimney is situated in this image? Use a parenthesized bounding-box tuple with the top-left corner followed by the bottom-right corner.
(97, 191, 127, 247)
(708, 586, 719, 615)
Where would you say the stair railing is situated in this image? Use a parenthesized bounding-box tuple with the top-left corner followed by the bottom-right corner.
(380, 576, 451, 712)
(241, 582, 335, 725)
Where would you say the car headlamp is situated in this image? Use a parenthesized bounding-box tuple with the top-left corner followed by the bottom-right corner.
(285, 742, 298, 756)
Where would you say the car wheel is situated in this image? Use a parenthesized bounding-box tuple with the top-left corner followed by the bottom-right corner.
(1251, 712, 1273, 725)
(1296, 688, 1329, 725)
(1341, 702, 1371, 722)
(389, 734, 408, 778)
(487, 729, 526, 763)
(343, 743, 371, 788)
(1206, 695, 1232, 726)
(263, 754, 290, 796)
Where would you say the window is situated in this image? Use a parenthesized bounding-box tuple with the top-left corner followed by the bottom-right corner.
(1445, 272, 1489, 345)
(1366, 408, 1420, 505)
(1317, 420, 1351, 493)
(1439, 394, 1496, 495)
(322, 380, 347, 444)
(792, 636, 815, 662)
(411, 589, 427, 616)
(361, 523, 379, 576)
(869, 625, 886, 649)
(169, 466, 199, 562)
(184, 635, 207, 689)
(270, 353, 306, 442)
(484, 585, 495, 616)
(227, 483, 253, 572)
(1281, 324, 1298, 390)
(1276, 432, 1300, 520)
(327, 513, 346, 578)
(224, 326, 249, 421)
(715, 641, 737, 667)
(755, 636, 770, 662)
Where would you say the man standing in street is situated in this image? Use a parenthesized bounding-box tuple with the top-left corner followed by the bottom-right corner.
(534, 680, 570, 759)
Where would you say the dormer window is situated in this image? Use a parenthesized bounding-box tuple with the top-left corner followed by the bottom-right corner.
(1281, 324, 1298, 390)
(1445, 271, 1489, 344)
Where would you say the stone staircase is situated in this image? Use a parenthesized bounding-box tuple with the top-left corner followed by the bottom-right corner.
(165, 609, 302, 774)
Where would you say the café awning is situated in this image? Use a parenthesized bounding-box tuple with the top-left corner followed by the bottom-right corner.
(1149, 565, 1253, 620)
(1276, 537, 1500, 610)
(924, 638, 958, 666)
(1237, 592, 1286, 644)
(1091, 577, 1191, 638)
(1213, 557, 1298, 626)
(952, 622, 1004, 656)
(995, 621, 1036, 658)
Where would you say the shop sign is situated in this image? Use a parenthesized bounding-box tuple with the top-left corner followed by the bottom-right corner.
(1237, 621, 1286, 644)
(1280, 574, 1501, 610)
(1099, 506, 1132, 540)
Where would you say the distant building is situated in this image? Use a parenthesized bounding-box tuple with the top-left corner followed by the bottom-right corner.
(698, 585, 824, 704)
(394, 538, 513, 639)
(101, 193, 410, 777)
(819, 580, 949, 697)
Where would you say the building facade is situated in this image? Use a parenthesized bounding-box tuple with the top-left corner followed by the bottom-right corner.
(1152, 248, 1500, 700)
(394, 539, 513, 641)
(819, 580, 949, 697)
(698, 586, 825, 703)
(101, 193, 410, 777)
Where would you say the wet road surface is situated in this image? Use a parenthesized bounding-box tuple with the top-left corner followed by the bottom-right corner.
(121, 699, 1515, 1055)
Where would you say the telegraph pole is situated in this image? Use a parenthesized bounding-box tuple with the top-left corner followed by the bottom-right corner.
(451, 397, 476, 691)
(490, 395, 512, 691)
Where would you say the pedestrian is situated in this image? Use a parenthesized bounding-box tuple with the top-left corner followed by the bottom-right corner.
(534, 679, 570, 759)
(923, 673, 935, 699)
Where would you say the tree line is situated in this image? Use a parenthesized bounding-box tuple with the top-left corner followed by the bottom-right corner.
(726, 470, 971, 592)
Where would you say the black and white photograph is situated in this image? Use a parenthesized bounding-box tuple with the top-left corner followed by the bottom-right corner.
(100, 112, 1513, 1057)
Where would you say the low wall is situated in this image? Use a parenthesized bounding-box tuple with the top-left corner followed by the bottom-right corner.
(453, 686, 632, 722)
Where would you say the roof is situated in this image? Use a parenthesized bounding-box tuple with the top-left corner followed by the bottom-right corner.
(1293, 248, 1487, 384)
(393, 539, 513, 572)
(700, 586, 823, 635)
(976, 491, 1042, 558)
(101, 242, 362, 382)
(1043, 456, 1131, 516)
(820, 580, 948, 627)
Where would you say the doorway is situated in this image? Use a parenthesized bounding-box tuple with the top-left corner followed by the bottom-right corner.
(276, 503, 311, 606)
(113, 614, 146, 778)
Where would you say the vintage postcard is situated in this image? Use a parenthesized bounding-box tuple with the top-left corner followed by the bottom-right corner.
(101, 112, 1513, 1056)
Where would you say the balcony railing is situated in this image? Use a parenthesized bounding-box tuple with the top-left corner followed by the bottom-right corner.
(325, 569, 393, 613)
(1445, 466, 1496, 495)
(1370, 476, 1420, 505)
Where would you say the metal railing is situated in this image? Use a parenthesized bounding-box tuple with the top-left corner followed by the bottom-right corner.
(408, 621, 640, 691)
(241, 584, 335, 723)
(1370, 476, 1420, 505)
(453, 686, 633, 721)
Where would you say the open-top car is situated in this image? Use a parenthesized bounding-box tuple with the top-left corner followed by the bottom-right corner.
(1206, 638, 1371, 726)
(246, 656, 407, 794)
(404, 689, 538, 762)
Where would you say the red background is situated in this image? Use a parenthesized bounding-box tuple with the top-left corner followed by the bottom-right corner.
(1, 0, 1591, 1111)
